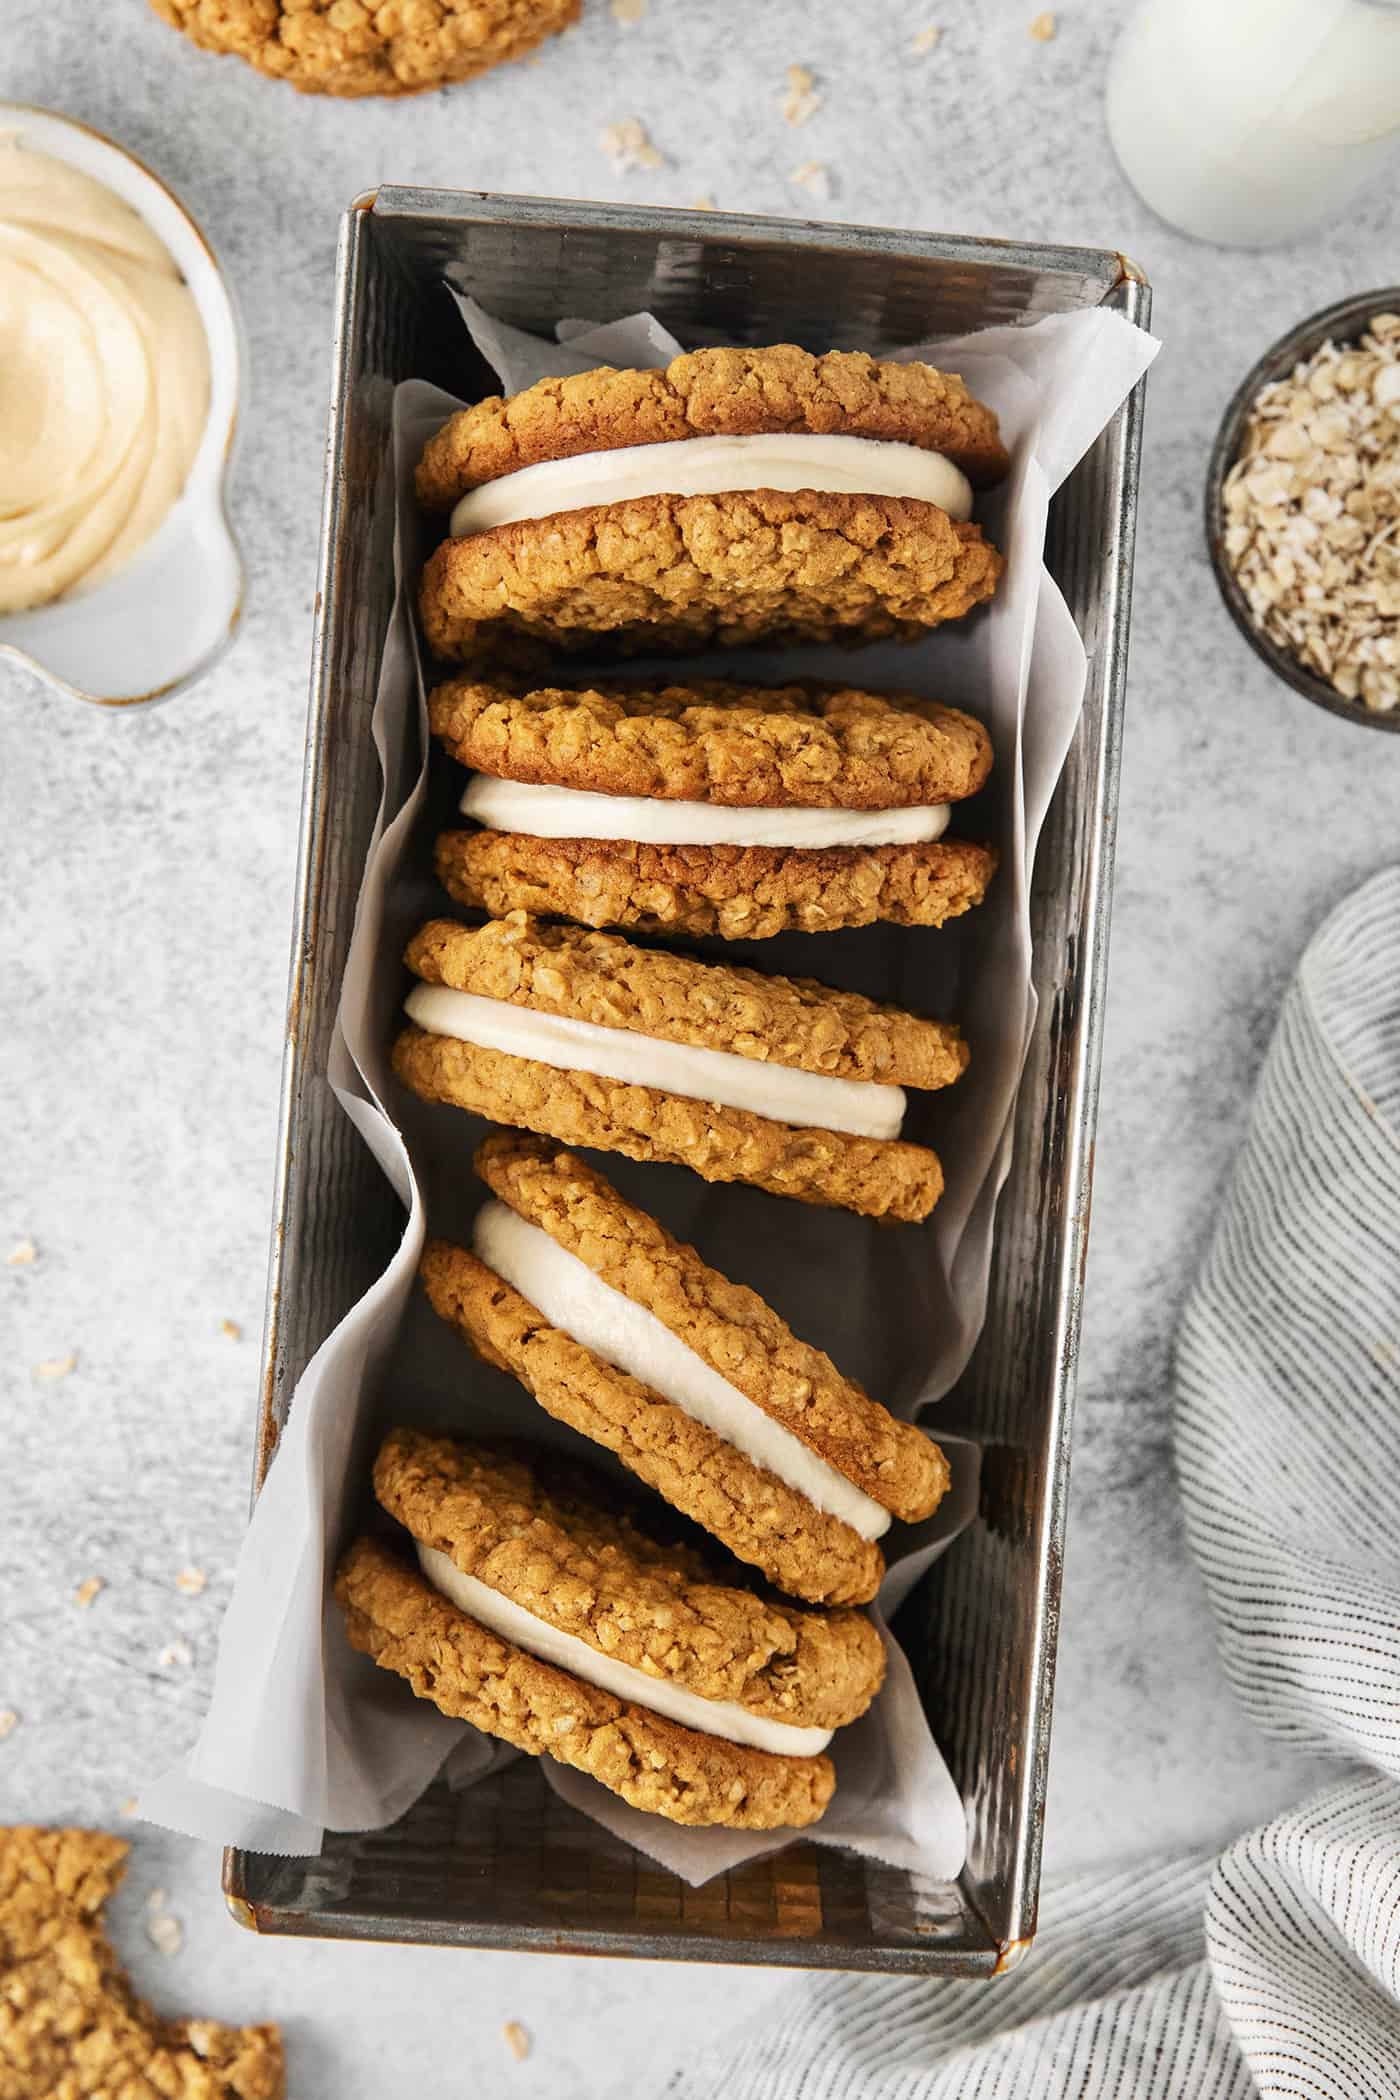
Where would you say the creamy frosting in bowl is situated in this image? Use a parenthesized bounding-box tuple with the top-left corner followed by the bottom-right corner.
(0, 108, 242, 706)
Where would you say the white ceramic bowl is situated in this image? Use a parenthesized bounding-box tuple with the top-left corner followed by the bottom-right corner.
(0, 105, 243, 708)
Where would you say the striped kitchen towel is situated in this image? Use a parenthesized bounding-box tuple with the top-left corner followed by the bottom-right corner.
(662, 868, 1400, 2098)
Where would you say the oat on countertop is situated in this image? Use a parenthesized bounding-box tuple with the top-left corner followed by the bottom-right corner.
(789, 159, 832, 202)
(600, 117, 665, 172)
(781, 65, 822, 126)
(33, 1350, 76, 1381)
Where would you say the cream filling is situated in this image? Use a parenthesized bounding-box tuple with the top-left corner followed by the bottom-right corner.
(403, 983, 906, 1141)
(475, 1199, 891, 1542)
(461, 774, 952, 849)
(448, 432, 974, 538)
(417, 1542, 834, 1757)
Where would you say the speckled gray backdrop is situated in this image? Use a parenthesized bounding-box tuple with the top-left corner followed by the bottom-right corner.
(2, 1, 1395, 2092)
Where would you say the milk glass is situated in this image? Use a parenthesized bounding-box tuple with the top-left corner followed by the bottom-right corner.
(1107, 0, 1400, 246)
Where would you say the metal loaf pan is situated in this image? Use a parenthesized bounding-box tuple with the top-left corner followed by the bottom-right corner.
(225, 192, 1150, 1976)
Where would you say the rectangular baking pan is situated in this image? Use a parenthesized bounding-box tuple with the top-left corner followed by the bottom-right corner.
(224, 192, 1150, 1976)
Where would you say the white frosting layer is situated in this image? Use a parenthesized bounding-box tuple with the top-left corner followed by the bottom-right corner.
(416, 1542, 834, 1757)
(460, 774, 952, 849)
(403, 982, 906, 1140)
(448, 432, 974, 538)
(475, 1200, 891, 1542)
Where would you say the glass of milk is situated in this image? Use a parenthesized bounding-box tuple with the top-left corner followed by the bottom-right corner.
(1107, 0, 1400, 246)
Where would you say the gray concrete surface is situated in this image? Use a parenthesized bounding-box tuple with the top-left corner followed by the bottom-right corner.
(1, 0, 1394, 2091)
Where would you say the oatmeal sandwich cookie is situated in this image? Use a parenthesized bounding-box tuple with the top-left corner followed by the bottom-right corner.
(432, 674, 997, 939)
(337, 1430, 887, 1829)
(147, 0, 578, 97)
(391, 913, 966, 1221)
(420, 1134, 950, 1604)
(416, 345, 1007, 661)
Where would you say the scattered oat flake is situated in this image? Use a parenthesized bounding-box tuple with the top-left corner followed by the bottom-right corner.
(782, 64, 822, 126)
(0, 1711, 18, 1741)
(219, 1318, 241, 1341)
(158, 1638, 194, 1669)
(35, 1350, 77, 1381)
(75, 1577, 105, 1609)
(6, 1238, 36, 1266)
(691, 194, 717, 211)
(147, 1911, 184, 1957)
(600, 119, 665, 173)
(912, 25, 942, 54)
(175, 1566, 207, 1596)
(610, 0, 647, 19)
(1029, 11, 1056, 38)
(121, 1797, 139, 1816)
(789, 161, 833, 203)
(145, 1888, 167, 1913)
(503, 2023, 531, 2063)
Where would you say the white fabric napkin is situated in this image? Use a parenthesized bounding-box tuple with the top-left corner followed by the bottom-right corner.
(660, 866, 1400, 2099)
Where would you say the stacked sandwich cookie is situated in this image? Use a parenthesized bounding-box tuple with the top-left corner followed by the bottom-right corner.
(337, 1431, 887, 1829)
(416, 345, 1007, 663)
(391, 913, 967, 1221)
(431, 674, 998, 939)
(419, 1134, 950, 1605)
(344, 338, 1009, 1831)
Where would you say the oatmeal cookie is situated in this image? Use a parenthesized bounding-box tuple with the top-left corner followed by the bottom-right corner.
(392, 1029, 946, 1220)
(436, 827, 998, 939)
(475, 1134, 946, 1520)
(372, 1428, 885, 1724)
(336, 1538, 836, 1829)
(0, 1826, 285, 2098)
(420, 1242, 885, 1604)
(416, 345, 1010, 509)
(427, 677, 992, 808)
(403, 915, 966, 1088)
(147, 0, 577, 96)
(419, 489, 1003, 662)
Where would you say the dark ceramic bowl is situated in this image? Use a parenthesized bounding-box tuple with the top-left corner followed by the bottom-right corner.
(1206, 287, 1400, 733)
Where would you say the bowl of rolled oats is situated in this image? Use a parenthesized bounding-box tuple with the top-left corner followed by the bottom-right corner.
(1207, 291, 1400, 728)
